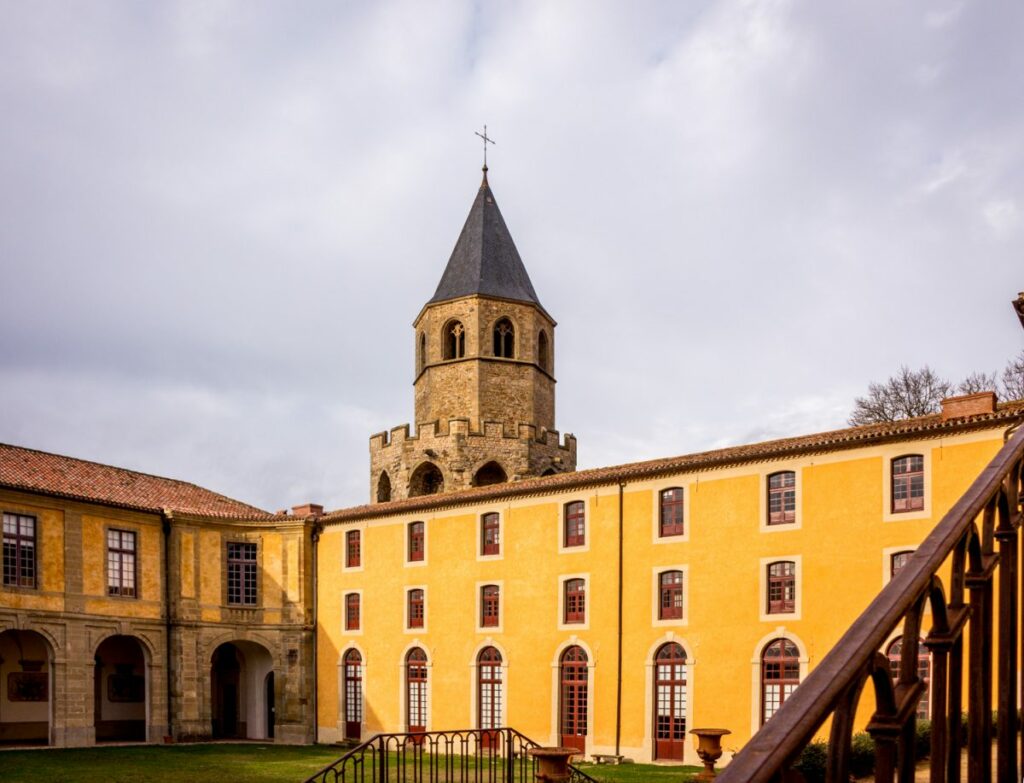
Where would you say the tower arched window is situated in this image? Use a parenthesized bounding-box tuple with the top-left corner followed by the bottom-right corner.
(409, 463, 444, 497)
(443, 320, 466, 360)
(377, 471, 392, 503)
(417, 332, 426, 373)
(493, 318, 514, 358)
(538, 330, 550, 372)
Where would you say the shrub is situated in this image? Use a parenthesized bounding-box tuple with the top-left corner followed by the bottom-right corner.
(914, 719, 931, 759)
(793, 740, 828, 783)
(849, 732, 876, 778)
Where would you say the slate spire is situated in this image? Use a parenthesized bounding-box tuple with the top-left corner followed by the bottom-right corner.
(428, 169, 542, 307)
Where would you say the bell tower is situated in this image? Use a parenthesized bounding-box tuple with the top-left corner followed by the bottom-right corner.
(369, 168, 576, 502)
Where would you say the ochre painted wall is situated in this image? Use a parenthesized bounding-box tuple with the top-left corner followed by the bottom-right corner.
(317, 427, 1006, 764)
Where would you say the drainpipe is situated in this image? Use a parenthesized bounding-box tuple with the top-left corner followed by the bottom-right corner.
(311, 520, 321, 744)
(161, 510, 174, 741)
(615, 482, 624, 756)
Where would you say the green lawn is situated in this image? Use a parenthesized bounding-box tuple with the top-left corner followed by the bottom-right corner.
(0, 744, 702, 783)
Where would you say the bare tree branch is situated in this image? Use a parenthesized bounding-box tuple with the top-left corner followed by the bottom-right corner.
(957, 371, 998, 395)
(848, 365, 953, 426)
(1001, 349, 1024, 401)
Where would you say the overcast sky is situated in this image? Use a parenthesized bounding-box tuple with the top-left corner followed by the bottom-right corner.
(1, 1, 1022, 512)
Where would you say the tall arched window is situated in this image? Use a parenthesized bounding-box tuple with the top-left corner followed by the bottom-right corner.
(538, 330, 550, 372)
(887, 636, 930, 719)
(659, 488, 684, 537)
(654, 642, 687, 760)
(761, 638, 800, 724)
(892, 454, 925, 512)
(418, 332, 426, 373)
(493, 318, 514, 358)
(559, 646, 588, 753)
(478, 646, 503, 741)
(444, 320, 466, 360)
(343, 649, 363, 740)
(406, 648, 428, 733)
(767, 471, 796, 525)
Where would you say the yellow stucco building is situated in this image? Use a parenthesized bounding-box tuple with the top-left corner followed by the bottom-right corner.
(1, 168, 1020, 762)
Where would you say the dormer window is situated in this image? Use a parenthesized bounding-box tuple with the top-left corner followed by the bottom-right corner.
(494, 318, 514, 358)
(444, 321, 466, 359)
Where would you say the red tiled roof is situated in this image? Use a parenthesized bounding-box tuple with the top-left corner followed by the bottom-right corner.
(0, 443, 272, 520)
(321, 399, 1024, 524)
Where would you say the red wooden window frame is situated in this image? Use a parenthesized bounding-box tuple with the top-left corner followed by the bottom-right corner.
(480, 584, 500, 627)
(890, 550, 913, 577)
(766, 561, 796, 614)
(659, 488, 684, 537)
(408, 588, 424, 628)
(408, 521, 425, 562)
(887, 636, 930, 719)
(406, 647, 428, 733)
(563, 502, 585, 547)
(481, 513, 500, 556)
(346, 530, 361, 568)
(761, 638, 800, 724)
(227, 541, 257, 606)
(653, 642, 687, 760)
(2, 512, 37, 588)
(478, 646, 503, 732)
(658, 570, 683, 620)
(559, 645, 588, 752)
(344, 648, 363, 740)
(107, 528, 137, 597)
(891, 455, 925, 513)
(767, 471, 796, 525)
(345, 593, 360, 630)
(564, 578, 586, 624)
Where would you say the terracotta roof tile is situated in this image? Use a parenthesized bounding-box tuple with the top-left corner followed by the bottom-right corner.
(0, 443, 272, 520)
(321, 399, 1024, 524)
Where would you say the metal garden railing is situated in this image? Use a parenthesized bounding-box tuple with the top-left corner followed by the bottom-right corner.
(719, 422, 1024, 783)
(303, 728, 597, 783)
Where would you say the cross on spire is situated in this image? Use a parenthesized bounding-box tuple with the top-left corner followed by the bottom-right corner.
(475, 125, 495, 171)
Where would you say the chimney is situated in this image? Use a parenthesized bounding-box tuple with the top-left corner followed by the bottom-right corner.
(940, 391, 997, 421)
(291, 503, 324, 517)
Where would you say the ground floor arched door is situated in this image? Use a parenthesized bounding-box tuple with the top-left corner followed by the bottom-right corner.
(0, 629, 52, 745)
(559, 646, 587, 754)
(211, 640, 274, 740)
(653, 642, 687, 760)
(94, 635, 147, 742)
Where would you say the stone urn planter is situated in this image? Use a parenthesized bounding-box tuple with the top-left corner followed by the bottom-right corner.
(527, 746, 577, 783)
(690, 728, 731, 781)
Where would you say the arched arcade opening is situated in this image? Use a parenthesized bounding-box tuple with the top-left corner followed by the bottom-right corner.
(210, 640, 275, 740)
(0, 629, 53, 745)
(94, 635, 148, 742)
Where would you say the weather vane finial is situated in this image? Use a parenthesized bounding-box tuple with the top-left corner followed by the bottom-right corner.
(475, 125, 495, 171)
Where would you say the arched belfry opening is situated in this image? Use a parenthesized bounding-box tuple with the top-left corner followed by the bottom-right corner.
(409, 463, 444, 497)
(538, 330, 550, 372)
(493, 318, 514, 358)
(377, 472, 392, 503)
(473, 461, 507, 487)
(443, 321, 465, 360)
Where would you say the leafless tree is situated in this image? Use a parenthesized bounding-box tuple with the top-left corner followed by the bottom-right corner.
(1002, 350, 1024, 400)
(958, 371, 998, 395)
(849, 365, 953, 426)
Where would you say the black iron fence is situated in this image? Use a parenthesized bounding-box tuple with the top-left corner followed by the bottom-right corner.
(719, 422, 1024, 783)
(304, 728, 597, 783)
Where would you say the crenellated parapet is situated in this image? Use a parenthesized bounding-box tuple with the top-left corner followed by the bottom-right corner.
(369, 417, 576, 502)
